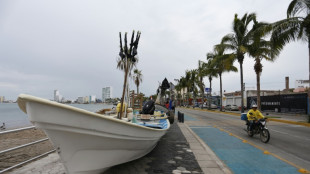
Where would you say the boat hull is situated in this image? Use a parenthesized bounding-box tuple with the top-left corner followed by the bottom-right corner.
(18, 94, 169, 174)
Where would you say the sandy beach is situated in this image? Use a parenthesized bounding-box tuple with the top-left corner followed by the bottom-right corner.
(0, 128, 54, 172)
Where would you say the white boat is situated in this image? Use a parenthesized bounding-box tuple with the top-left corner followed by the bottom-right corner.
(17, 94, 170, 174)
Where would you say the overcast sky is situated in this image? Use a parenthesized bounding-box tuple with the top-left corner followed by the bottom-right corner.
(0, 0, 308, 101)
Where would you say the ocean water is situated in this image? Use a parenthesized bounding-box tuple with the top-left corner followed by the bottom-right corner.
(0, 103, 113, 130)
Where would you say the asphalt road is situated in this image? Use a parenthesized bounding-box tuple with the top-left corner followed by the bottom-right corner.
(177, 108, 310, 172)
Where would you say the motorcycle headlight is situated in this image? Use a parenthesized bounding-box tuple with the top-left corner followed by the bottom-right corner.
(261, 122, 265, 126)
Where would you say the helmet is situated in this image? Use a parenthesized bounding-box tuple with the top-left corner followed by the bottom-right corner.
(252, 105, 257, 108)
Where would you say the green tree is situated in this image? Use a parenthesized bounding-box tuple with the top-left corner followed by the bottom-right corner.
(190, 69, 199, 105)
(248, 20, 279, 110)
(204, 56, 218, 109)
(212, 42, 238, 111)
(132, 69, 143, 94)
(174, 82, 182, 106)
(184, 70, 192, 105)
(182, 70, 197, 106)
(178, 76, 187, 105)
(117, 31, 141, 119)
(196, 60, 207, 106)
(221, 13, 257, 112)
(271, 0, 310, 120)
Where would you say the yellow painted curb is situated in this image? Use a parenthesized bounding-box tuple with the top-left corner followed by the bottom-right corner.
(298, 168, 310, 173)
(264, 151, 271, 155)
(268, 118, 310, 127)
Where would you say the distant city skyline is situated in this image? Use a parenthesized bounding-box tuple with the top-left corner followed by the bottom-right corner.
(1, 77, 310, 102)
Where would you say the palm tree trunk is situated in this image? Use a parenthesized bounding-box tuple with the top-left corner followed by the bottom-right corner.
(209, 78, 212, 109)
(255, 58, 262, 110)
(308, 39, 310, 122)
(187, 87, 189, 106)
(220, 74, 223, 111)
(257, 70, 261, 110)
(202, 87, 205, 109)
(119, 63, 128, 119)
(201, 79, 205, 109)
(240, 62, 244, 113)
(137, 86, 139, 94)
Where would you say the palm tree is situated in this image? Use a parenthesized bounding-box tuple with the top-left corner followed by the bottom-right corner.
(117, 31, 141, 119)
(271, 0, 310, 120)
(196, 60, 207, 106)
(248, 20, 279, 110)
(175, 82, 182, 106)
(184, 70, 192, 105)
(190, 69, 199, 105)
(204, 56, 218, 109)
(132, 69, 143, 94)
(221, 13, 257, 112)
(212, 42, 238, 111)
(179, 76, 187, 105)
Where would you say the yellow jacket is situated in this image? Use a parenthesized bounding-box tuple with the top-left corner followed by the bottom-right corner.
(247, 109, 264, 121)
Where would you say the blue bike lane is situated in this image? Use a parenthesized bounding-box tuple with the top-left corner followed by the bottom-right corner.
(182, 113, 303, 174)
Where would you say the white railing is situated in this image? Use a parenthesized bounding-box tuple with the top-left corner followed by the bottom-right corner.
(0, 126, 55, 173)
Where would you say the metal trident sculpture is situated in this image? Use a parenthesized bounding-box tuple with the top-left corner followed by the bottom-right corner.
(118, 31, 141, 119)
(119, 31, 141, 63)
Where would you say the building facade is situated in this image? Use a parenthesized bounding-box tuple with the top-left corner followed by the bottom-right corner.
(102, 87, 113, 102)
(295, 80, 310, 88)
(0, 96, 5, 103)
(222, 90, 281, 109)
(54, 90, 62, 102)
(90, 95, 96, 103)
(77, 97, 84, 104)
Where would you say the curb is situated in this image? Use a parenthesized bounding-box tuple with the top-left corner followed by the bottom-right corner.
(177, 122, 232, 174)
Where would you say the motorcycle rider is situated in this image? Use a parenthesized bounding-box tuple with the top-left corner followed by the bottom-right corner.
(247, 105, 265, 133)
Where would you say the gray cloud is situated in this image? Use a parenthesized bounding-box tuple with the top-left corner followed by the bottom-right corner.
(0, 0, 308, 100)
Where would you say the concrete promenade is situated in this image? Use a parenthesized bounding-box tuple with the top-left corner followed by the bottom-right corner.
(10, 108, 309, 174)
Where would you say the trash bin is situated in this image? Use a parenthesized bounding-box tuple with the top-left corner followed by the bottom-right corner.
(181, 113, 184, 123)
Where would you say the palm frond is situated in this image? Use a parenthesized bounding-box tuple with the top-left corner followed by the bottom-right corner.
(287, 0, 310, 17)
(271, 17, 303, 51)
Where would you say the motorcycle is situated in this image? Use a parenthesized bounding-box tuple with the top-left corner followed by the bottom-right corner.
(241, 113, 270, 143)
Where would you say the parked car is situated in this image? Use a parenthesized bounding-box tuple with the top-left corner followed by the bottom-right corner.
(224, 105, 231, 110)
(210, 104, 218, 109)
(230, 105, 239, 111)
(201, 103, 217, 109)
(193, 102, 200, 108)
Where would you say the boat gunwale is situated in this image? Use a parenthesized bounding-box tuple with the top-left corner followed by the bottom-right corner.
(17, 94, 170, 131)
